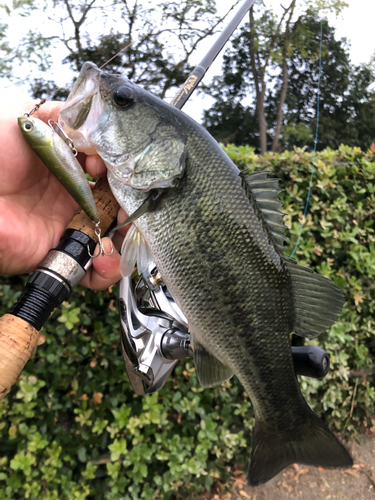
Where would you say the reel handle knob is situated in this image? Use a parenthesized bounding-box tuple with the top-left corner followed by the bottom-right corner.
(292, 345, 330, 380)
(0, 177, 119, 399)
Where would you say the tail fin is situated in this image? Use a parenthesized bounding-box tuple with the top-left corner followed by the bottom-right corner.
(248, 409, 353, 486)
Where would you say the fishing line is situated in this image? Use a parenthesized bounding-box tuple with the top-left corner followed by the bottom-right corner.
(100, 43, 132, 69)
(25, 84, 73, 117)
(290, 20, 323, 258)
(27, 43, 131, 114)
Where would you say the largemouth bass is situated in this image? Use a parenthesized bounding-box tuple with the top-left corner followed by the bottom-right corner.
(18, 116, 99, 222)
(60, 62, 352, 485)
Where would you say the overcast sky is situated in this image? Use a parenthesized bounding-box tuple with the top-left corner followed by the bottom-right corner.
(326, 0, 375, 65)
(183, 0, 375, 121)
(2, 0, 375, 122)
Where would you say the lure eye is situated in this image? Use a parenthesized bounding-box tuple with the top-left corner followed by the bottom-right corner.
(113, 86, 134, 108)
(23, 121, 33, 132)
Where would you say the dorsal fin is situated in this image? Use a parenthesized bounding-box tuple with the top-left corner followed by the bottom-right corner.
(240, 170, 287, 254)
(240, 170, 345, 339)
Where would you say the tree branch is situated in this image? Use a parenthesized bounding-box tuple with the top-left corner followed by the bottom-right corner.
(272, 0, 297, 151)
(262, 0, 295, 73)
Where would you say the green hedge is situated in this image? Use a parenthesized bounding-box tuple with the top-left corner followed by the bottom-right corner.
(0, 145, 374, 499)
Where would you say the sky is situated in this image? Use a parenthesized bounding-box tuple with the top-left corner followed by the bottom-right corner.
(183, 0, 375, 121)
(1, 0, 375, 122)
(326, 0, 375, 65)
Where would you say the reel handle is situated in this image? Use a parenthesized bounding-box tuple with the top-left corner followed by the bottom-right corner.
(0, 177, 120, 399)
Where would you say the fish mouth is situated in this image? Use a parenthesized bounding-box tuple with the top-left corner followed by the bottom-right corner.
(62, 62, 101, 122)
(59, 62, 105, 154)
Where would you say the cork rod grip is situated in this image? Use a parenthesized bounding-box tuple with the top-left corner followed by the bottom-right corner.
(0, 315, 39, 398)
(67, 177, 120, 238)
(0, 176, 120, 399)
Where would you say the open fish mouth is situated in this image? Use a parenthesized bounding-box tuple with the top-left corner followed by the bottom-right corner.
(59, 62, 185, 191)
(59, 62, 104, 155)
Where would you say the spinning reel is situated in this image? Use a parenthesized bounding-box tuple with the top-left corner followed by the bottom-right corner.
(119, 265, 191, 395)
(118, 263, 331, 395)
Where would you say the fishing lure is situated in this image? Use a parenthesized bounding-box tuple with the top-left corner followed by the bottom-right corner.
(18, 115, 99, 224)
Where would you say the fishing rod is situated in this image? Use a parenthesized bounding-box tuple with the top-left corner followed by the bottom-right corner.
(171, 0, 256, 108)
(0, 0, 328, 398)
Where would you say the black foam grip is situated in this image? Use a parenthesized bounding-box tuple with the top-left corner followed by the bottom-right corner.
(56, 229, 96, 267)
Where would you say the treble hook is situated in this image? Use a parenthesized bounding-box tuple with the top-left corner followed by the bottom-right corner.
(48, 119, 78, 156)
(88, 221, 114, 258)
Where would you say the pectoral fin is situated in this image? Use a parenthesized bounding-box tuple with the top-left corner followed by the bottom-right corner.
(120, 225, 154, 277)
(111, 190, 162, 233)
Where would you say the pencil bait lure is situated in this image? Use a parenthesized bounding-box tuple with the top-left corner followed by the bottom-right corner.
(18, 115, 99, 224)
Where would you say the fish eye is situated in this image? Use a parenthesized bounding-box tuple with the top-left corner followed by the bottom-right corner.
(113, 86, 134, 107)
(23, 121, 33, 132)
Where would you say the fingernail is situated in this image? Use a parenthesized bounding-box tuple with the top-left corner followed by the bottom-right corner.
(102, 238, 116, 258)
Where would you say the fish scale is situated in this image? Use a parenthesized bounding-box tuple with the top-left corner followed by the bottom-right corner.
(60, 62, 353, 485)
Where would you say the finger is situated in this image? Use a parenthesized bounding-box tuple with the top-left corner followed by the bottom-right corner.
(112, 230, 125, 250)
(80, 237, 121, 290)
(110, 208, 130, 249)
(117, 208, 130, 236)
(85, 154, 107, 178)
(79, 209, 130, 289)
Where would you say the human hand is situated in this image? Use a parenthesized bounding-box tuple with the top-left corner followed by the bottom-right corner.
(0, 95, 124, 290)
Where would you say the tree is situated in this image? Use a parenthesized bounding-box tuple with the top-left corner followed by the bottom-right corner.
(343, 63, 375, 150)
(2, 0, 241, 99)
(202, 100, 258, 146)
(203, 0, 349, 154)
(266, 14, 375, 151)
(268, 12, 352, 150)
(0, 22, 13, 80)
